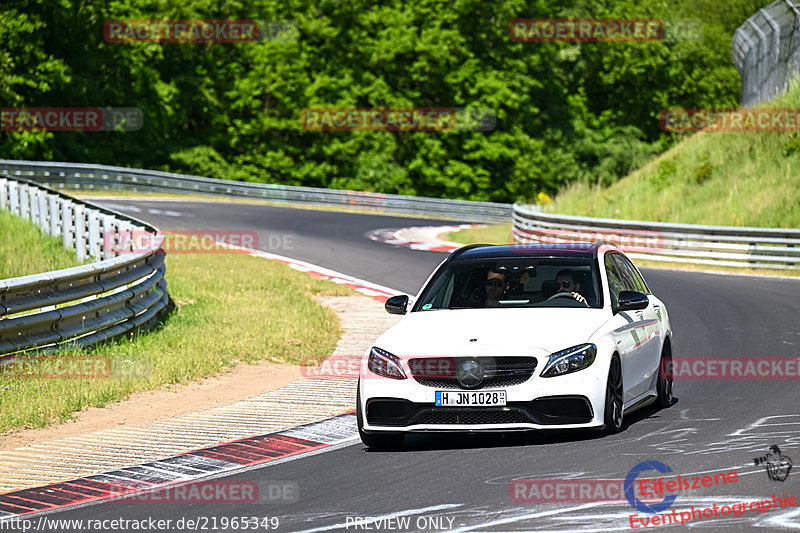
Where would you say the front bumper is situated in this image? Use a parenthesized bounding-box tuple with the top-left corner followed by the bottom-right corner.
(359, 360, 607, 433)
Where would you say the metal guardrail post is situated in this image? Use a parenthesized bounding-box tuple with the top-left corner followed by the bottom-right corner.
(8, 180, 17, 212)
(61, 198, 74, 251)
(18, 184, 28, 220)
(48, 193, 60, 237)
(88, 209, 101, 260)
(74, 204, 87, 262)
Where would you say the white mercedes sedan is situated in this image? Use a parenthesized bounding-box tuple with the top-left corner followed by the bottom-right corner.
(357, 242, 673, 448)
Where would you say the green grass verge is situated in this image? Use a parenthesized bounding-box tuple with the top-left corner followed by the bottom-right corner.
(0, 252, 353, 433)
(548, 81, 800, 227)
(0, 209, 82, 279)
(448, 223, 512, 246)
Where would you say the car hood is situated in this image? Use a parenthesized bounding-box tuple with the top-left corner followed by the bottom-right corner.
(374, 307, 611, 357)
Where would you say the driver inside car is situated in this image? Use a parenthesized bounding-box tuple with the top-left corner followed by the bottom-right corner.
(554, 269, 587, 305)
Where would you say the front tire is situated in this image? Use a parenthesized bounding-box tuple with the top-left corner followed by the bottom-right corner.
(656, 341, 673, 408)
(356, 381, 404, 449)
(604, 356, 624, 434)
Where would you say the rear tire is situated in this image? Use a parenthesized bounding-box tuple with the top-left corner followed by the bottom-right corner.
(356, 381, 404, 449)
(656, 341, 674, 408)
(604, 356, 624, 434)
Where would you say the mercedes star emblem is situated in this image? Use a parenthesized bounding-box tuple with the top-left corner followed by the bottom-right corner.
(457, 360, 484, 389)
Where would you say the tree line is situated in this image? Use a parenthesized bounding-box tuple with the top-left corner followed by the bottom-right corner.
(0, 0, 769, 203)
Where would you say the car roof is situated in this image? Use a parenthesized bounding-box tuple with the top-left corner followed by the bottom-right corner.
(450, 242, 619, 261)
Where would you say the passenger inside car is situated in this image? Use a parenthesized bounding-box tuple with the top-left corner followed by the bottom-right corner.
(483, 268, 508, 307)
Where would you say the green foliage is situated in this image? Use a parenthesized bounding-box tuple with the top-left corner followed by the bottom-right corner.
(0, 0, 771, 202)
(784, 134, 800, 157)
(651, 159, 677, 191)
(694, 157, 713, 184)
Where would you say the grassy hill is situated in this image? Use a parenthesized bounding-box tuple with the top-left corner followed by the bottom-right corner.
(548, 81, 800, 228)
(449, 82, 800, 277)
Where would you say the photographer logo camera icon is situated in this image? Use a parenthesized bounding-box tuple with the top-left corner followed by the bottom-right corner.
(754, 445, 793, 482)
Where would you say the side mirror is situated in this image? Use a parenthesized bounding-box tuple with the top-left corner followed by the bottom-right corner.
(385, 294, 409, 315)
(614, 290, 649, 314)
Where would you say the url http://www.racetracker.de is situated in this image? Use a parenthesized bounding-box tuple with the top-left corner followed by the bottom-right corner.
(0, 515, 281, 532)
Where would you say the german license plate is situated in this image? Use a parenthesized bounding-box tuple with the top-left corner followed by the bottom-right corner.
(435, 390, 506, 406)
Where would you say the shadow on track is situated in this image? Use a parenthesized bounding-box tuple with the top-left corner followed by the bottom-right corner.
(360, 397, 680, 453)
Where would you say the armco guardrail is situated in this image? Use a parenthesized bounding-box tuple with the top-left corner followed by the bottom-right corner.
(0, 176, 170, 356)
(732, 0, 800, 106)
(0, 160, 512, 223)
(513, 204, 800, 270)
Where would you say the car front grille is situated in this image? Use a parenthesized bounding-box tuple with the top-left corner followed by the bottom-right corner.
(410, 409, 533, 425)
(409, 356, 538, 389)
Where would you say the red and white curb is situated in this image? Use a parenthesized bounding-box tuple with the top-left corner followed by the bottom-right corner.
(0, 413, 358, 519)
(226, 247, 406, 303)
(368, 224, 483, 253)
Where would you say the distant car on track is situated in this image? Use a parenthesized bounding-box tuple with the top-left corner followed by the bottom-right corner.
(357, 242, 673, 448)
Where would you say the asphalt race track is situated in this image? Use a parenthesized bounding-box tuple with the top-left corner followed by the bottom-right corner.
(30, 200, 800, 531)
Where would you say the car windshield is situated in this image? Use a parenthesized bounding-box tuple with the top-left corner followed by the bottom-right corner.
(414, 258, 602, 310)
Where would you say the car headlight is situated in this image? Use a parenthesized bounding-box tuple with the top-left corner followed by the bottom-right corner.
(368, 347, 407, 379)
(541, 343, 597, 377)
